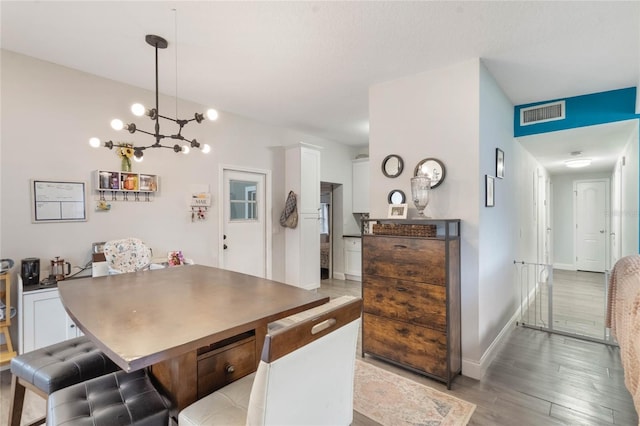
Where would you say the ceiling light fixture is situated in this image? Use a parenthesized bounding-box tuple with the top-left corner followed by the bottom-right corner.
(89, 34, 217, 160)
(565, 158, 592, 168)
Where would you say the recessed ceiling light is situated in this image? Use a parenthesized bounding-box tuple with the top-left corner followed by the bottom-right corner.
(565, 158, 592, 168)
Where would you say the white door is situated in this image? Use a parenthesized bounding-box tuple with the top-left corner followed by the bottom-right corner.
(611, 161, 623, 265)
(575, 180, 607, 272)
(222, 169, 266, 278)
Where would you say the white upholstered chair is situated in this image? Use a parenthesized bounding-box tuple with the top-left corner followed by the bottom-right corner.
(178, 295, 362, 426)
(103, 237, 152, 274)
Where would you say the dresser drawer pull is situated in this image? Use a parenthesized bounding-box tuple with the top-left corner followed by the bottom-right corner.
(393, 244, 407, 249)
(395, 286, 407, 292)
(225, 363, 235, 374)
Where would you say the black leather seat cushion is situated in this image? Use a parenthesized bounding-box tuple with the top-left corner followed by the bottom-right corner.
(10, 336, 119, 394)
(47, 369, 170, 426)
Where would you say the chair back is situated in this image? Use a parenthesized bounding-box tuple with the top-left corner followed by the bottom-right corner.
(247, 296, 362, 426)
(103, 238, 151, 274)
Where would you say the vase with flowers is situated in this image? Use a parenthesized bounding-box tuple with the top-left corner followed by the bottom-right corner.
(117, 144, 134, 172)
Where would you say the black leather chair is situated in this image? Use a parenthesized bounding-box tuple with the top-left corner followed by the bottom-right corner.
(9, 336, 119, 426)
(46, 369, 170, 426)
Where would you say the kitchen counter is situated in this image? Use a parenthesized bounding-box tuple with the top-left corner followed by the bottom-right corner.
(22, 274, 91, 292)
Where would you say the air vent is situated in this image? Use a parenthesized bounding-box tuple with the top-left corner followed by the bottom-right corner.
(520, 101, 565, 126)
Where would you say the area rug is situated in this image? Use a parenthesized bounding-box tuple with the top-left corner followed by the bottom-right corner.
(354, 359, 476, 426)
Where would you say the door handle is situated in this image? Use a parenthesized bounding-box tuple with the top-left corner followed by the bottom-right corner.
(599, 230, 605, 233)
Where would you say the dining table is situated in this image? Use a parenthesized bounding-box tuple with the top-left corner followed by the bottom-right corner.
(57, 264, 329, 413)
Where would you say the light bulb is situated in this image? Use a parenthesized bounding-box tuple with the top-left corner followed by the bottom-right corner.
(206, 109, 219, 121)
(131, 103, 146, 117)
(201, 144, 211, 154)
(182, 145, 190, 155)
(110, 119, 124, 131)
(134, 156, 144, 163)
(89, 137, 101, 148)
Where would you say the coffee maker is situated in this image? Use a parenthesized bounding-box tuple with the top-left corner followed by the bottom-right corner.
(20, 258, 40, 286)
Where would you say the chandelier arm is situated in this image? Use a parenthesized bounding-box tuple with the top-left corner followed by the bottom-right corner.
(156, 114, 179, 123)
(135, 143, 184, 151)
(133, 128, 166, 140)
(154, 37, 162, 149)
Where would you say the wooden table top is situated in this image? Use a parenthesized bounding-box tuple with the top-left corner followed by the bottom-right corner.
(58, 265, 328, 372)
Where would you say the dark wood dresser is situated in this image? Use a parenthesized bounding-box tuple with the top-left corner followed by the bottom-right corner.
(361, 219, 461, 389)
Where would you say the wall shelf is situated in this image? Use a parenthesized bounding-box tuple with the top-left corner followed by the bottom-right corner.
(93, 170, 159, 202)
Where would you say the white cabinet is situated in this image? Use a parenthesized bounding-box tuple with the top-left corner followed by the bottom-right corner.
(285, 144, 321, 290)
(18, 278, 81, 354)
(344, 237, 362, 281)
(352, 159, 370, 213)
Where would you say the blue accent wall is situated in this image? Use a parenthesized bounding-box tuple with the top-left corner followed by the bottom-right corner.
(514, 87, 639, 137)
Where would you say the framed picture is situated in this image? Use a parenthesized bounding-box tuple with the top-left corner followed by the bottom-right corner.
(388, 203, 408, 219)
(485, 175, 495, 207)
(31, 179, 87, 223)
(496, 148, 505, 179)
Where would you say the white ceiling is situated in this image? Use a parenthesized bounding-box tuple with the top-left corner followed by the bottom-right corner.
(517, 120, 638, 175)
(2, 1, 639, 158)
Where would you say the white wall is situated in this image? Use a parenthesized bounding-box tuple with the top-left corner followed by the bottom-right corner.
(0, 50, 357, 300)
(369, 59, 518, 378)
(477, 62, 519, 363)
(512, 144, 546, 266)
(621, 123, 639, 257)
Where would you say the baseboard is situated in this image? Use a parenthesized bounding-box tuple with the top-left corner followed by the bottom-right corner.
(462, 305, 521, 380)
(553, 263, 576, 271)
(344, 274, 362, 282)
(333, 272, 346, 280)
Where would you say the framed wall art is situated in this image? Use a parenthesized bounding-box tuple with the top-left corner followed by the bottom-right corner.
(496, 148, 504, 179)
(31, 179, 87, 223)
(485, 175, 495, 207)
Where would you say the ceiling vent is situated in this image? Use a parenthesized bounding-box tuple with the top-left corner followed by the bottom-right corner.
(520, 100, 565, 126)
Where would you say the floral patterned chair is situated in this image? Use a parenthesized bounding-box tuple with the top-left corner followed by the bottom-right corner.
(103, 237, 152, 274)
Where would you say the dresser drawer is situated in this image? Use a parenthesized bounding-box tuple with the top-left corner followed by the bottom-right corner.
(362, 236, 446, 285)
(363, 313, 447, 378)
(197, 336, 256, 398)
(363, 275, 446, 332)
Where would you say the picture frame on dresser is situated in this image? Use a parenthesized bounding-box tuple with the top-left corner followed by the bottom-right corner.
(387, 203, 408, 219)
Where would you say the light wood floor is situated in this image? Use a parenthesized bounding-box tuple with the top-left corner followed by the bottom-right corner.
(1, 277, 637, 425)
(318, 277, 638, 426)
(520, 268, 609, 340)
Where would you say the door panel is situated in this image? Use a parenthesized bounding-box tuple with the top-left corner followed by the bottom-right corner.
(576, 180, 607, 272)
(222, 170, 266, 278)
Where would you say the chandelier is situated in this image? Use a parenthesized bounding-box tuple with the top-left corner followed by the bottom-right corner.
(89, 34, 217, 160)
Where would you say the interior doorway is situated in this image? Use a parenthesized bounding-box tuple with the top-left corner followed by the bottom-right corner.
(320, 182, 334, 280)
